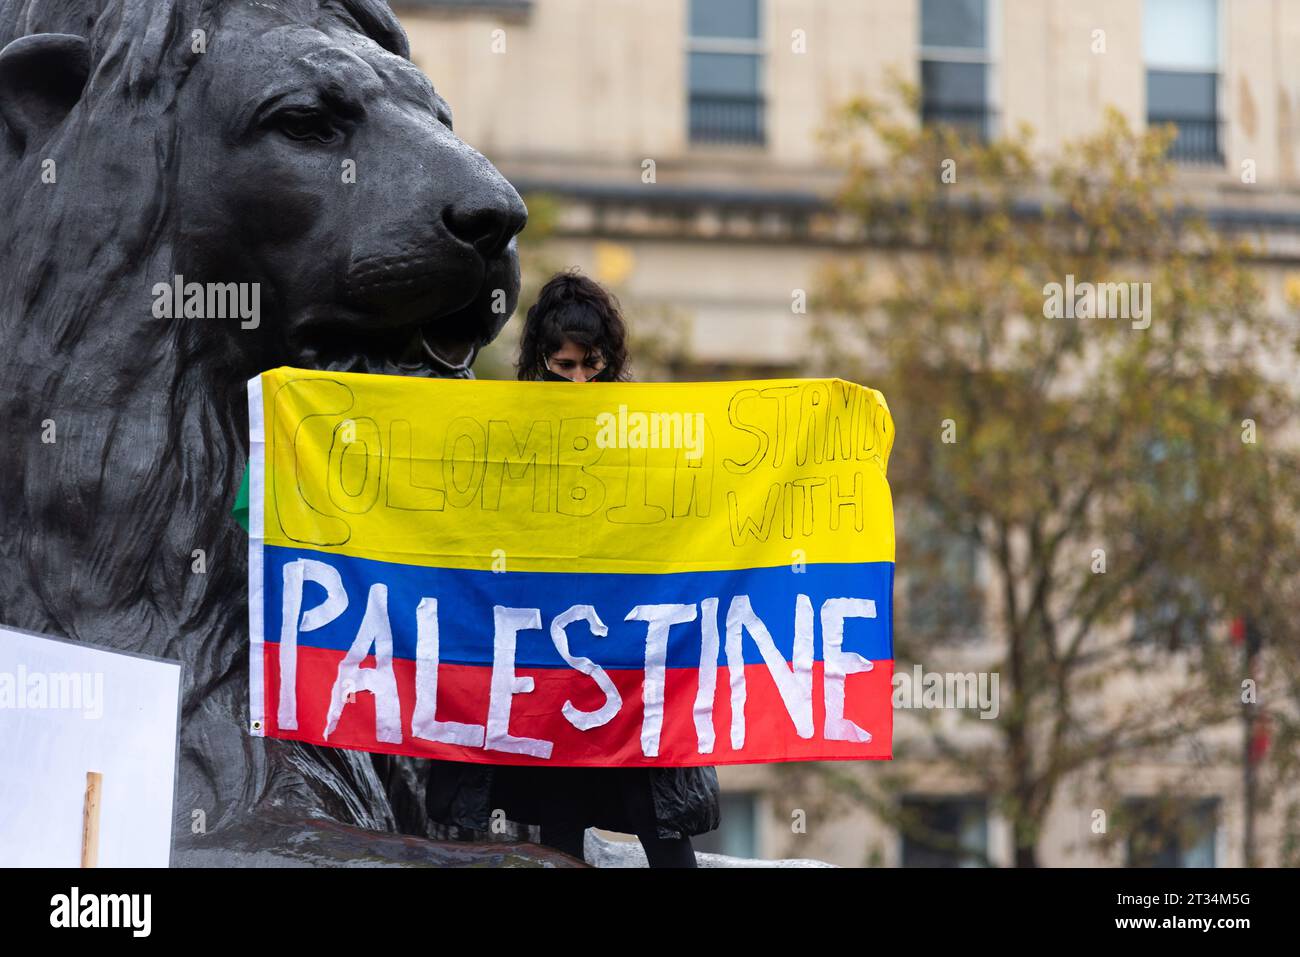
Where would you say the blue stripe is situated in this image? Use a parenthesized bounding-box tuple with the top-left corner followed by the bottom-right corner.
(262, 545, 893, 669)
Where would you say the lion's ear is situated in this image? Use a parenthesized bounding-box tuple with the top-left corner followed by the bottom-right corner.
(0, 33, 90, 152)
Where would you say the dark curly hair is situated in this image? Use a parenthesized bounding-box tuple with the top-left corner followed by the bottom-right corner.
(516, 270, 630, 381)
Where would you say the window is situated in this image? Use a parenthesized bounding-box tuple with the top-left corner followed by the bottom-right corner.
(903, 505, 983, 640)
(900, 795, 989, 867)
(1123, 797, 1218, 867)
(1131, 569, 1213, 651)
(1144, 0, 1222, 164)
(1130, 437, 1213, 650)
(919, 0, 993, 140)
(687, 0, 764, 145)
(692, 791, 759, 858)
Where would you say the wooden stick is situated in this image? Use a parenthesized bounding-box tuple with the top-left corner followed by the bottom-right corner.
(81, 771, 102, 868)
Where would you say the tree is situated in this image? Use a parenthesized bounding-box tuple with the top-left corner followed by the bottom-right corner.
(805, 86, 1300, 867)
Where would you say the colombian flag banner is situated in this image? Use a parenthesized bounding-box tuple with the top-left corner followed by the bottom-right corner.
(246, 368, 896, 767)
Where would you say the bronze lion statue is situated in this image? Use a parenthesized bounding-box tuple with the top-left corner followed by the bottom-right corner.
(0, 0, 567, 865)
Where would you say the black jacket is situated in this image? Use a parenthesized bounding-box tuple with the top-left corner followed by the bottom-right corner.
(425, 758, 721, 840)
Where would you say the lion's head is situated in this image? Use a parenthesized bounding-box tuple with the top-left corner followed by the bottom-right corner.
(0, 0, 527, 853)
(175, 1, 526, 377)
(1, 0, 525, 378)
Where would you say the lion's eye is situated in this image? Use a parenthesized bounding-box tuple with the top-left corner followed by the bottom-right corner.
(274, 109, 340, 144)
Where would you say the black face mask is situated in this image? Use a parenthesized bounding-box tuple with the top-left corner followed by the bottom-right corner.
(541, 365, 616, 382)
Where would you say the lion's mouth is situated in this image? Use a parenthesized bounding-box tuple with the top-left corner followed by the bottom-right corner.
(286, 236, 521, 380)
(287, 301, 487, 380)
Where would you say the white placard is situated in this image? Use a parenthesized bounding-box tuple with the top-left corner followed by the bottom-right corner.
(0, 624, 181, 867)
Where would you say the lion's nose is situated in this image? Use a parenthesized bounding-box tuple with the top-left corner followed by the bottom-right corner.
(443, 194, 527, 261)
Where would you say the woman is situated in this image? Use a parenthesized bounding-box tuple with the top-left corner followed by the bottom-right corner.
(517, 269, 625, 383)
(424, 270, 721, 867)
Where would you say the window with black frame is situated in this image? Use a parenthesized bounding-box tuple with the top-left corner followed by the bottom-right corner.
(1123, 796, 1219, 867)
(687, 0, 764, 146)
(904, 505, 984, 641)
(1130, 568, 1214, 651)
(919, 0, 992, 141)
(900, 795, 990, 867)
(1129, 436, 1214, 650)
(1144, 0, 1222, 164)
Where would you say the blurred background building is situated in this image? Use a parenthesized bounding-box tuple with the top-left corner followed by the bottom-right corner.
(391, 0, 1300, 866)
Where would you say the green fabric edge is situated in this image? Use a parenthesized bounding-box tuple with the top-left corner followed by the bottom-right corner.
(233, 462, 250, 532)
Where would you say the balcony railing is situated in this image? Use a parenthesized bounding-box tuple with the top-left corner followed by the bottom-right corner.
(689, 93, 766, 146)
(920, 103, 993, 142)
(1147, 114, 1223, 165)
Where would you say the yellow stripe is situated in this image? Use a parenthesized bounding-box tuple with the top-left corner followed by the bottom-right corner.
(257, 368, 895, 574)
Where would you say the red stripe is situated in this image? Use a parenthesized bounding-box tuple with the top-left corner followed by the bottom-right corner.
(261, 645, 892, 766)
